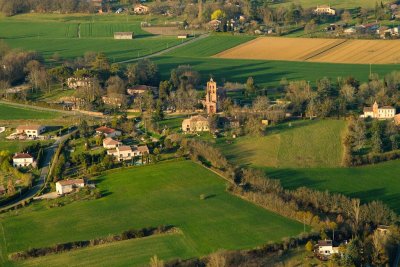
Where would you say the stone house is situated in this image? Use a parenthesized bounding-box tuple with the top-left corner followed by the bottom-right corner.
(182, 115, 210, 132)
(362, 101, 396, 119)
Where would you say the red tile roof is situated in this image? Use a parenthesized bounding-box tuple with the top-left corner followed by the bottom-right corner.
(96, 126, 116, 134)
(13, 153, 33, 159)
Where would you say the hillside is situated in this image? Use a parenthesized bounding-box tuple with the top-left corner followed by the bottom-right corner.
(219, 119, 346, 168)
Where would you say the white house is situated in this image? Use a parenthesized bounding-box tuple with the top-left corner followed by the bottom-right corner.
(314, 5, 336, 15)
(16, 125, 45, 138)
(362, 101, 396, 119)
(67, 77, 92, 89)
(95, 126, 122, 138)
(103, 137, 122, 149)
(56, 179, 85, 195)
(317, 240, 339, 256)
(12, 153, 36, 168)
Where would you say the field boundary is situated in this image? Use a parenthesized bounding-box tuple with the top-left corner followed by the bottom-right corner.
(302, 39, 348, 61)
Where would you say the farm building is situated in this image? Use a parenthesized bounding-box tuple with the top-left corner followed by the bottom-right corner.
(96, 126, 122, 138)
(114, 32, 134, 39)
(133, 4, 149, 14)
(127, 85, 157, 96)
(178, 34, 189, 39)
(362, 101, 396, 119)
(103, 137, 122, 149)
(102, 95, 125, 107)
(182, 115, 210, 133)
(56, 179, 85, 195)
(314, 5, 336, 16)
(13, 153, 36, 168)
(16, 125, 45, 138)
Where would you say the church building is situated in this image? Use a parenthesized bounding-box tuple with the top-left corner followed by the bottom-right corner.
(204, 78, 225, 114)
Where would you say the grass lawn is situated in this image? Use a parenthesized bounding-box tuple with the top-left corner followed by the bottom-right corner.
(15, 234, 196, 267)
(265, 160, 400, 214)
(0, 161, 304, 266)
(0, 103, 57, 120)
(218, 119, 346, 168)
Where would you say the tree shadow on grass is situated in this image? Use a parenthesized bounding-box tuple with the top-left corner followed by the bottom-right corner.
(264, 168, 326, 190)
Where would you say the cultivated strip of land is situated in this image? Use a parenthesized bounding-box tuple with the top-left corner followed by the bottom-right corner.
(214, 37, 400, 64)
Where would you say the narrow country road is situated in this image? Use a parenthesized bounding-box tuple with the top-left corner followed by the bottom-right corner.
(117, 33, 210, 64)
(0, 131, 74, 212)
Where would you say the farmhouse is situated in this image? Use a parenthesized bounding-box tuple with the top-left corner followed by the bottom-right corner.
(362, 101, 396, 119)
(67, 77, 92, 89)
(316, 240, 338, 256)
(182, 115, 210, 133)
(56, 179, 85, 195)
(13, 153, 36, 168)
(204, 78, 225, 114)
(314, 5, 336, 16)
(103, 137, 122, 149)
(114, 32, 134, 40)
(102, 95, 124, 107)
(96, 126, 122, 138)
(16, 125, 45, 138)
(133, 4, 149, 14)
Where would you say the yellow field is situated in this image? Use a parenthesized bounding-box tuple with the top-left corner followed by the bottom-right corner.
(214, 37, 400, 64)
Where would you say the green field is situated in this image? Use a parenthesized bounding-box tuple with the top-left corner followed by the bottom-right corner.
(0, 103, 57, 120)
(16, 234, 196, 267)
(0, 161, 304, 266)
(1, 14, 184, 62)
(218, 120, 346, 168)
(266, 160, 400, 213)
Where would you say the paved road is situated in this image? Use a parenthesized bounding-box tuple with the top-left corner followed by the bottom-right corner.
(117, 33, 210, 64)
(0, 132, 74, 211)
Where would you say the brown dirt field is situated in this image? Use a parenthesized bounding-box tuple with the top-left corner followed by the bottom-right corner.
(143, 26, 205, 36)
(214, 37, 400, 64)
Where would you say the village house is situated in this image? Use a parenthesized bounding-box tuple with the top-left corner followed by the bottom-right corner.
(56, 179, 85, 195)
(95, 126, 122, 138)
(314, 5, 336, 16)
(344, 27, 356, 35)
(357, 23, 379, 34)
(67, 77, 92, 89)
(204, 78, 225, 114)
(362, 101, 396, 119)
(16, 125, 45, 138)
(107, 145, 149, 161)
(12, 153, 36, 168)
(114, 32, 134, 39)
(133, 4, 149, 14)
(182, 115, 210, 133)
(178, 34, 189, 39)
(316, 240, 339, 257)
(103, 137, 122, 149)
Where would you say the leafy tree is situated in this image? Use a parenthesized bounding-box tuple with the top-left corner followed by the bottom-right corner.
(245, 76, 256, 96)
(7, 179, 15, 196)
(305, 240, 314, 252)
(149, 255, 164, 267)
(211, 9, 226, 20)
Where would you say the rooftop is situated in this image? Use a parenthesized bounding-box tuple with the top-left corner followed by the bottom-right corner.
(13, 153, 33, 159)
(57, 179, 84, 186)
(96, 126, 116, 134)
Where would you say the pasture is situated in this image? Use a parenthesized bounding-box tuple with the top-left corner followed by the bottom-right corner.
(266, 160, 400, 213)
(0, 103, 57, 120)
(218, 120, 346, 168)
(215, 37, 400, 64)
(0, 161, 304, 266)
